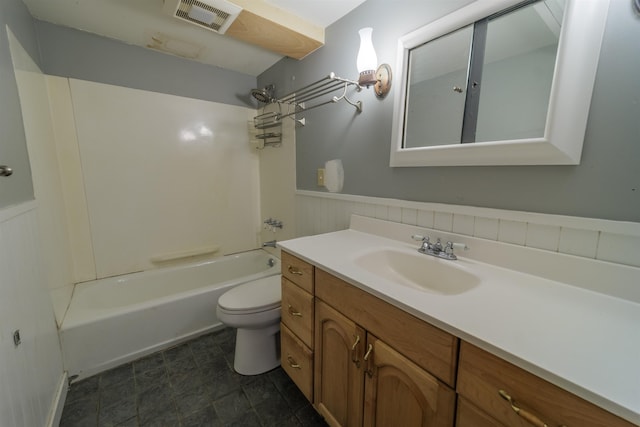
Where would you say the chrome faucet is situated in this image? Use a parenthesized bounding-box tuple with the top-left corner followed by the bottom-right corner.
(411, 235, 467, 260)
(262, 240, 277, 248)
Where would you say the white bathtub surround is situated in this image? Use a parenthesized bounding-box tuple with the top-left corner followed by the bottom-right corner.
(60, 249, 280, 380)
(8, 29, 76, 326)
(67, 79, 261, 279)
(257, 102, 297, 253)
(46, 76, 95, 284)
(0, 202, 66, 427)
(279, 215, 640, 424)
(295, 190, 640, 269)
(11, 39, 265, 322)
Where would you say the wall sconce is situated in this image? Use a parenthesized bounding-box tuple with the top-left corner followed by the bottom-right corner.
(357, 27, 392, 99)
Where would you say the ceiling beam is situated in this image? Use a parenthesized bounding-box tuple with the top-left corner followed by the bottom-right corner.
(225, 0, 324, 59)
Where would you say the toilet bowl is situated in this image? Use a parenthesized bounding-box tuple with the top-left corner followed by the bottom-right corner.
(216, 274, 282, 375)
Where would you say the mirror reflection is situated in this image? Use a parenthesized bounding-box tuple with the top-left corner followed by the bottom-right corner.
(476, 1, 563, 142)
(404, 25, 473, 148)
(403, 0, 565, 149)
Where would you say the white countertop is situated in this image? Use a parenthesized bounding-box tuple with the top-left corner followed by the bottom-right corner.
(278, 216, 640, 425)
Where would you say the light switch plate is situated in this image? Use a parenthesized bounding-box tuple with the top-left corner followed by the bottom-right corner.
(317, 168, 325, 186)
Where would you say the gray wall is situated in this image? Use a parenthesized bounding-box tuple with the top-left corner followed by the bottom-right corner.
(0, 0, 39, 208)
(259, 0, 640, 222)
(36, 20, 257, 108)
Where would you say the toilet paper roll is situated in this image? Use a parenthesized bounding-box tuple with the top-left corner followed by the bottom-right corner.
(324, 159, 344, 193)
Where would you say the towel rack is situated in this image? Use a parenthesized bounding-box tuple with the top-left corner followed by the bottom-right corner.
(253, 72, 363, 130)
(278, 72, 363, 116)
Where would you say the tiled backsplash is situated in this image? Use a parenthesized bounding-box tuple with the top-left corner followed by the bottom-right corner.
(295, 191, 640, 268)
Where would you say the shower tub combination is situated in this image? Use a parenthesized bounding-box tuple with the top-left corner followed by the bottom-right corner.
(59, 249, 280, 380)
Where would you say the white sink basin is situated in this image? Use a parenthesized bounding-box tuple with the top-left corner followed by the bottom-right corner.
(354, 248, 480, 295)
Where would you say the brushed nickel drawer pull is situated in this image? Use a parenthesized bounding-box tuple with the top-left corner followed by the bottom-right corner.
(287, 355, 301, 369)
(287, 265, 303, 275)
(351, 335, 361, 367)
(287, 304, 302, 317)
(498, 389, 561, 427)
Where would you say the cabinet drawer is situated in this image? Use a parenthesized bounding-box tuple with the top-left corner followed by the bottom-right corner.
(281, 277, 314, 348)
(457, 341, 635, 427)
(315, 268, 458, 387)
(282, 251, 314, 293)
(456, 397, 503, 427)
(281, 323, 313, 402)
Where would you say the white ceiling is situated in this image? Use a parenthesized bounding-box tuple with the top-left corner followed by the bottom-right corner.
(21, 0, 366, 76)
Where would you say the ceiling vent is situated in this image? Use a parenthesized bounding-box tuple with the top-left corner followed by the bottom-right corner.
(162, 0, 242, 34)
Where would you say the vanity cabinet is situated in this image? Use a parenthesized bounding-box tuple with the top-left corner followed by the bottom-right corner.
(456, 341, 636, 427)
(314, 268, 457, 427)
(280, 251, 637, 427)
(280, 252, 315, 401)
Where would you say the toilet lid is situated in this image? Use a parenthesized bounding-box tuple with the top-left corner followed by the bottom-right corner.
(218, 274, 281, 314)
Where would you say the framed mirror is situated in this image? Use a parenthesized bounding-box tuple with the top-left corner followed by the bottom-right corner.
(390, 0, 610, 167)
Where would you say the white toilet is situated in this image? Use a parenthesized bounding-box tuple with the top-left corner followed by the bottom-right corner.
(216, 274, 282, 375)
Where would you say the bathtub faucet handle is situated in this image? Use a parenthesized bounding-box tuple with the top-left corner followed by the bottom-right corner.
(263, 218, 283, 231)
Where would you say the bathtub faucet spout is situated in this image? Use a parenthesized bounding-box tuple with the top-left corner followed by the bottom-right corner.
(262, 240, 277, 248)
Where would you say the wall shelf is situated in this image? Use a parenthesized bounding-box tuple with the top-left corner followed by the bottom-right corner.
(252, 110, 283, 148)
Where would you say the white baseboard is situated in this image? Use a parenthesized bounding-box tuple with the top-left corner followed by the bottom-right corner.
(46, 371, 68, 427)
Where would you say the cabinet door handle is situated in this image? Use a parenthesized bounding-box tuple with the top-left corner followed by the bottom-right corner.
(287, 265, 303, 275)
(287, 304, 302, 317)
(498, 390, 564, 427)
(351, 335, 361, 367)
(287, 355, 301, 369)
(363, 343, 373, 361)
(363, 343, 374, 378)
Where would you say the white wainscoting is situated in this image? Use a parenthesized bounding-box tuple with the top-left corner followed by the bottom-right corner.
(295, 191, 640, 268)
(0, 202, 66, 427)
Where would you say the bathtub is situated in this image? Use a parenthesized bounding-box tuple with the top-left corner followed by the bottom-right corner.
(59, 249, 280, 380)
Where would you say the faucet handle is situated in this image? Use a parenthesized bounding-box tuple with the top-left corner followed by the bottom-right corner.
(411, 234, 431, 246)
(411, 235, 431, 253)
(444, 241, 468, 255)
(449, 242, 468, 250)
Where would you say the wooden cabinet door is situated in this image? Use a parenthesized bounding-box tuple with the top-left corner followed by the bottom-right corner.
(363, 335, 456, 427)
(315, 300, 366, 427)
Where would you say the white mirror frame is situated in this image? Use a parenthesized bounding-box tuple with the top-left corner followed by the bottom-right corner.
(390, 0, 610, 167)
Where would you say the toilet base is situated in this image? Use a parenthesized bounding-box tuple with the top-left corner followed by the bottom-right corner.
(233, 323, 280, 375)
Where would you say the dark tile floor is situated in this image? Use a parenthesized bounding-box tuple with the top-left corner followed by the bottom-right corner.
(59, 328, 327, 427)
